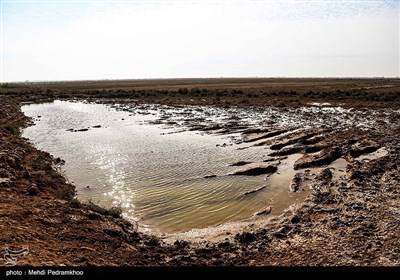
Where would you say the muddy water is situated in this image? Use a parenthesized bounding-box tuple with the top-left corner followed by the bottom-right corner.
(22, 100, 307, 233)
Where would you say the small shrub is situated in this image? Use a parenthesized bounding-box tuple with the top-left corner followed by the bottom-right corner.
(144, 235, 160, 246)
(5, 125, 20, 137)
(108, 206, 123, 218)
(231, 89, 243, 95)
(69, 198, 82, 208)
(44, 163, 53, 172)
(56, 184, 75, 200)
(32, 154, 46, 170)
(0, 83, 12, 88)
(190, 88, 201, 94)
(85, 200, 123, 219)
(44, 164, 59, 178)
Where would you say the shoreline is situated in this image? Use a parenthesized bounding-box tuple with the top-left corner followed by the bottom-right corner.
(1, 79, 399, 266)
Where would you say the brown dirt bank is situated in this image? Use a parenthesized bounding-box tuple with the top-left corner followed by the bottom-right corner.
(1, 79, 400, 266)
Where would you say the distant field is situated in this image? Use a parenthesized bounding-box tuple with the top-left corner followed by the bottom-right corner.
(2, 78, 400, 107)
(3, 77, 400, 91)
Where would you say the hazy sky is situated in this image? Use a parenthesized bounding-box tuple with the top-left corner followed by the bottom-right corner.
(1, 0, 399, 82)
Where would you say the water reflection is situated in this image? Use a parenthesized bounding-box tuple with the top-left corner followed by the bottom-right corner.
(22, 100, 306, 233)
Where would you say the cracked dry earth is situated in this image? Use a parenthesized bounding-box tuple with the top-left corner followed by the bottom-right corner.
(1, 97, 400, 266)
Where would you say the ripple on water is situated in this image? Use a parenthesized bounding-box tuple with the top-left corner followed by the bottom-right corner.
(22, 100, 309, 233)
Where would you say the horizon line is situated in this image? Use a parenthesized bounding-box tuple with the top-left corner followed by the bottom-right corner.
(2, 76, 400, 84)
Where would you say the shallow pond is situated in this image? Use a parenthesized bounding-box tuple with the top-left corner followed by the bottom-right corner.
(22, 100, 309, 233)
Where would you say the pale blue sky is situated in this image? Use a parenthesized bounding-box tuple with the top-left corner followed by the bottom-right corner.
(1, 0, 399, 82)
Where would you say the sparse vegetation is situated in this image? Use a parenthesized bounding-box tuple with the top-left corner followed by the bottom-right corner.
(69, 198, 82, 208)
(2, 78, 398, 108)
(56, 183, 75, 200)
(85, 199, 123, 219)
(44, 163, 59, 178)
(5, 125, 21, 136)
(0, 83, 12, 88)
(32, 154, 48, 170)
(178, 87, 188, 95)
